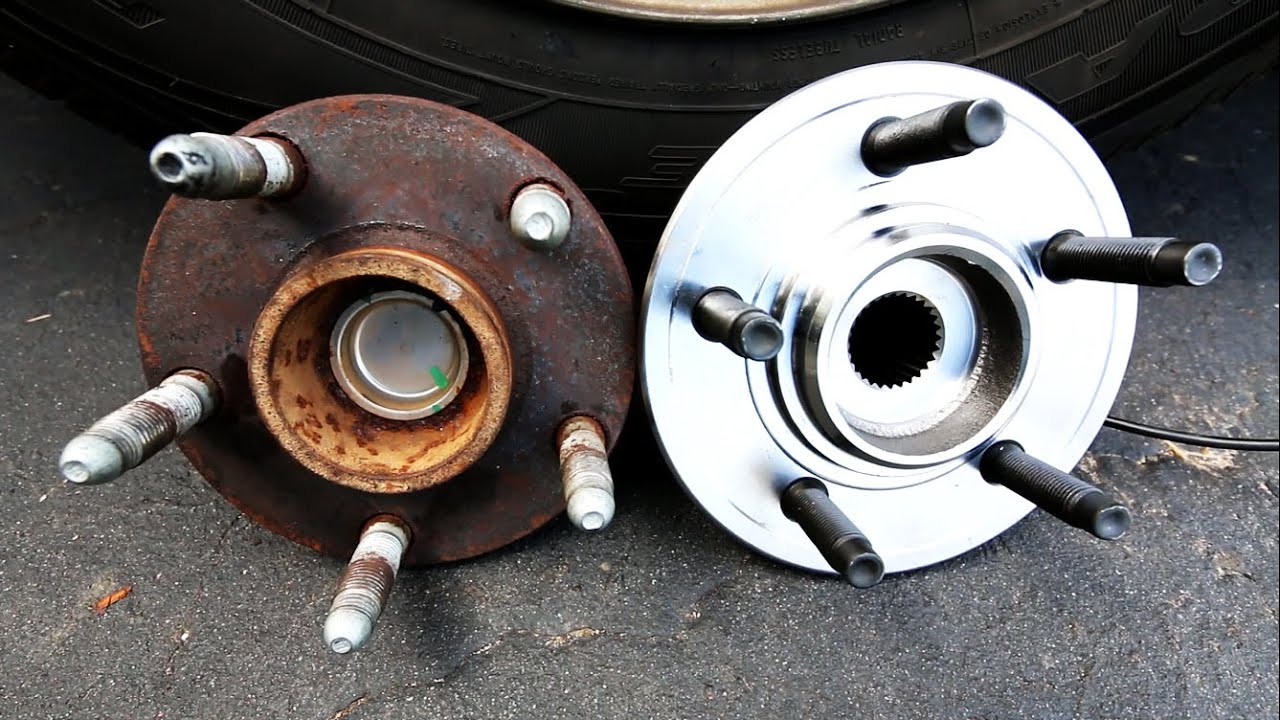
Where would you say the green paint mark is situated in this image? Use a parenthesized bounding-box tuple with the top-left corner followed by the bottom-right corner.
(430, 404, 442, 414)
(429, 365, 449, 391)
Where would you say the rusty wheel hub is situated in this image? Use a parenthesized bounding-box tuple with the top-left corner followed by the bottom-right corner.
(137, 95, 635, 565)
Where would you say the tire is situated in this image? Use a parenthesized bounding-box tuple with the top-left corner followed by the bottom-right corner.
(2, 0, 1276, 226)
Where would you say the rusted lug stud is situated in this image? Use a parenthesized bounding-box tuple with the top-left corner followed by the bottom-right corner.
(980, 441, 1131, 541)
(781, 479, 885, 588)
(509, 183, 572, 251)
(861, 98, 1006, 177)
(692, 288, 785, 361)
(59, 370, 219, 486)
(1040, 231, 1224, 287)
(557, 416, 616, 532)
(324, 519, 409, 655)
(149, 132, 305, 199)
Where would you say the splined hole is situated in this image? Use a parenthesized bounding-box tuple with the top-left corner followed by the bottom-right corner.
(848, 292, 943, 388)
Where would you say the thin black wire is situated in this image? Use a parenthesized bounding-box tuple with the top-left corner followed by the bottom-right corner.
(1104, 416, 1280, 452)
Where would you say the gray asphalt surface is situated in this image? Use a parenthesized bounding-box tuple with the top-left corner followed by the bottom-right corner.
(0, 71, 1276, 720)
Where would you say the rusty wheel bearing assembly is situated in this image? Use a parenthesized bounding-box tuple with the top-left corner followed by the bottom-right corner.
(60, 63, 1222, 650)
(61, 95, 633, 654)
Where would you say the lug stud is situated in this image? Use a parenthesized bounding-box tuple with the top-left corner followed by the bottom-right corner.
(1040, 231, 1223, 287)
(692, 288, 784, 361)
(59, 370, 219, 486)
(510, 183, 572, 251)
(861, 98, 1006, 177)
(557, 416, 616, 531)
(781, 478, 885, 588)
(149, 132, 305, 199)
(324, 518, 409, 655)
(980, 441, 1131, 540)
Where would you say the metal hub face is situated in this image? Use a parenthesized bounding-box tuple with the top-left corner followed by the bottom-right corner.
(642, 62, 1137, 575)
(548, 0, 879, 23)
(139, 94, 635, 565)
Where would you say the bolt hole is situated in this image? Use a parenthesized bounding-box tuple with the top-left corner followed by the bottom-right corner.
(848, 292, 943, 388)
(154, 152, 184, 180)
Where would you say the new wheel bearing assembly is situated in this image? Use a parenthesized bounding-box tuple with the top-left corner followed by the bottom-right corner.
(60, 95, 634, 653)
(642, 62, 1221, 586)
(60, 63, 1223, 650)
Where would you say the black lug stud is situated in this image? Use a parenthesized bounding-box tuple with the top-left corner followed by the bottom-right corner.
(781, 478, 885, 588)
(1040, 230, 1223, 287)
(979, 441, 1131, 541)
(861, 98, 1007, 177)
(692, 288, 785, 361)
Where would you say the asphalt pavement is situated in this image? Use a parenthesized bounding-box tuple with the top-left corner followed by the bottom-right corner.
(0, 71, 1276, 719)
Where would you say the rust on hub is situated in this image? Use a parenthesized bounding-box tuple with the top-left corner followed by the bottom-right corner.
(136, 95, 635, 565)
(249, 245, 513, 494)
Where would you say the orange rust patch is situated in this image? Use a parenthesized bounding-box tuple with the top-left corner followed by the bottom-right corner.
(247, 246, 513, 494)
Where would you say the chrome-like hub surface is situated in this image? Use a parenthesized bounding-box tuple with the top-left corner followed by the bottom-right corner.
(642, 62, 1137, 575)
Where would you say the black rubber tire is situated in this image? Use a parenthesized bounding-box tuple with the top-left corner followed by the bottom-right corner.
(2, 0, 1276, 226)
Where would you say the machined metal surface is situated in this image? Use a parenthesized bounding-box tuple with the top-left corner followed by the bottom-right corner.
(642, 62, 1137, 576)
(549, 0, 880, 23)
(137, 94, 635, 565)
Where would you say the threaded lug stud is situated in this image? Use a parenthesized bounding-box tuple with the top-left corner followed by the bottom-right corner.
(1040, 231, 1223, 287)
(149, 132, 305, 199)
(979, 441, 1131, 541)
(324, 518, 410, 655)
(59, 370, 219, 485)
(692, 288, 784, 361)
(781, 478, 885, 588)
(557, 416, 616, 531)
(861, 98, 1006, 177)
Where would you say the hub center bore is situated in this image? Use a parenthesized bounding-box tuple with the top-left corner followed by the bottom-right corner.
(249, 242, 513, 495)
(792, 232, 1038, 467)
(330, 290, 469, 421)
(848, 291, 943, 389)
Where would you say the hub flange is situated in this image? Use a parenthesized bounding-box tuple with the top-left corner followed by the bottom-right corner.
(138, 95, 635, 565)
(641, 62, 1138, 576)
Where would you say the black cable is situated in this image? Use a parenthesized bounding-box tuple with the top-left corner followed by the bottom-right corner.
(1104, 416, 1280, 452)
